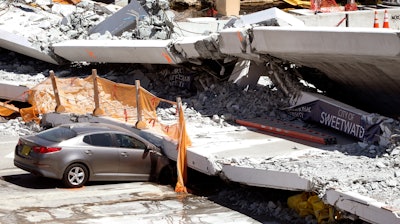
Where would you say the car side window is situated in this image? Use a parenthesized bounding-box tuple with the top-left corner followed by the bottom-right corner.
(115, 134, 146, 149)
(83, 133, 112, 147)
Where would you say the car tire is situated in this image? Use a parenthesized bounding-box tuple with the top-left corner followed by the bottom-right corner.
(62, 163, 89, 188)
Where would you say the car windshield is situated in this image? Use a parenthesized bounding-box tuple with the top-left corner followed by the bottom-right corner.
(37, 126, 77, 142)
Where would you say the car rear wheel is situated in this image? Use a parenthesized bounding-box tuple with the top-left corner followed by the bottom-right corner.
(62, 163, 89, 188)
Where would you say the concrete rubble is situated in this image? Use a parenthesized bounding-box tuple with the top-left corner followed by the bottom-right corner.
(2, 48, 400, 223)
(4, 0, 400, 117)
(1, 0, 400, 223)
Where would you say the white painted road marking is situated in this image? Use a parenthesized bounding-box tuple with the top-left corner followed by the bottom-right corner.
(0, 141, 18, 144)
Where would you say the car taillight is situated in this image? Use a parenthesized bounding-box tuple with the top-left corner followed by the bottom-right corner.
(32, 146, 62, 153)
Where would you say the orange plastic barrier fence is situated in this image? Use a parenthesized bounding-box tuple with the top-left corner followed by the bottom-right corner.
(0, 102, 19, 117)
(175, 98, 192, 193)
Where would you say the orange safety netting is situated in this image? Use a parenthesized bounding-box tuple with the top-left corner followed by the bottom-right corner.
(0, 105, 17, 117)
(52, 0, 81, 4)
(19, 74, 183, 142)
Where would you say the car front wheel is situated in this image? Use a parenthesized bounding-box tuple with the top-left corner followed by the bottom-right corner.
(158, 164, 177, 186)
(62, 163, 89, 188)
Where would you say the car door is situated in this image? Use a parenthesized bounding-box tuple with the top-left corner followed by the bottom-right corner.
(82, 133, 120, 180)
(114, 133, 152, 180)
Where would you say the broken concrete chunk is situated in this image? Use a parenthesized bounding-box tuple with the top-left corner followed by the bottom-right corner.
(228, 59, 266, 88)
(51, 3, 77, 17)
(89, 0, 148, 36)
(36, 0, 52, 5)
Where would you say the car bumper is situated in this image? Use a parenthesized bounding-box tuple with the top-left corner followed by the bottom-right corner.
(14, 158, 60, 180)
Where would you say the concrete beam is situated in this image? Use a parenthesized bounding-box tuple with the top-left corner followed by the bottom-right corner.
(222, 165, 313, 191)
(325, 189, 400, 224)
(251, 26, 400, 56)
(53, 39, 182, 64)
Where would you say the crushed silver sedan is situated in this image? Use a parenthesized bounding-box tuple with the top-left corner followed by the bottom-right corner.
(14, 122, 173, 188)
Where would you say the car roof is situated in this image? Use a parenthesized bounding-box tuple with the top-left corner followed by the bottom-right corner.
(58, 122, 136, 136)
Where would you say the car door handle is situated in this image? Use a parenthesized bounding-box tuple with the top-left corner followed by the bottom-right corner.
(85, 150, 92, 155)
(121, 152, 128, 157)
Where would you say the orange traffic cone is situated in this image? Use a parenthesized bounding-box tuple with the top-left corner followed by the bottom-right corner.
(373, 11, 379, 28)
(383, 10, 390, 28)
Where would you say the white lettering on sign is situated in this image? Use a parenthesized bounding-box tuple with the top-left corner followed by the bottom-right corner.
(320, 111, 364, 138)
(169, 74, 191, 88)
(296, 106, 312, 113)
(337, 109, 355, 121)
(288, 106, 312, 119)
(289, 111, 304, 119)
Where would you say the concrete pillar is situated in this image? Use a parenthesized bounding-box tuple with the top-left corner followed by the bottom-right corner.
(215, 0, 240, 16)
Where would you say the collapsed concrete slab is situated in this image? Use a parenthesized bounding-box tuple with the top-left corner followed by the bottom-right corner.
(250, 26, 400, 117)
